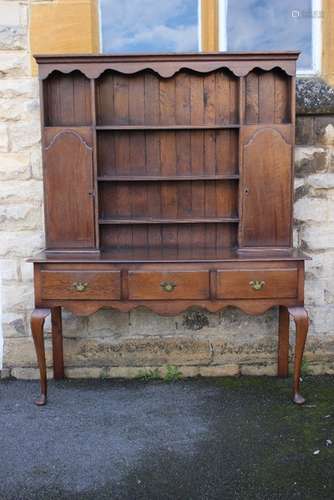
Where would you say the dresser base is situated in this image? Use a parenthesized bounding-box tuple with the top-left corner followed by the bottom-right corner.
(30, 253, 309, 405)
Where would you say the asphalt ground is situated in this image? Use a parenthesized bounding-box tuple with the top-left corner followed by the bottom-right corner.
(0, 376, 333, 499)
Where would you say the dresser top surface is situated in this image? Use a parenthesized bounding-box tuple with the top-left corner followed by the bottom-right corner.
(29, 248, 309, 264)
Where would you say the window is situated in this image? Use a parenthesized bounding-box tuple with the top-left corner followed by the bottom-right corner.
(100, 0, 200, 53)
(219, 0, 322, 74)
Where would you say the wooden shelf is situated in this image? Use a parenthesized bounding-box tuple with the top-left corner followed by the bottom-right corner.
(96, 124, 240, 131)
(99, 217, 239, 225)
(97, 175, 240, 182)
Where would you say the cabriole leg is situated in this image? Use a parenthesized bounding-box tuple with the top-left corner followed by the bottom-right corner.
(288, 306, 309, 405)
(31, 308, 50, 406)
(51, 307, 64, 380)
(278, 306, 290, 377)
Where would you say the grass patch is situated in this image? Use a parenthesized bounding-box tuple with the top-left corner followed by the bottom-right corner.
(163, 365, 183, 382)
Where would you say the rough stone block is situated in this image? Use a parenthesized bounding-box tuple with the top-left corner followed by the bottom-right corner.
(0, 78, 38, 99)
(217, 308, 277, 340)
(64, 366, 110, 379)
(0, 52, 27, 78)
(0, 203, 43, 230)
(20, 261, 33, 281)
(0, 152, 31, 180)
(308, 173, 334, 189)
(30, 145, 42, 179)
(296, 115, 314, 145)
(0, 96, 39, 123)
(240, 364, 277, 376)
(0, 123, 8, 152)
(0, 26, 26, 50)
(0, 258, 18, 280)
(0, 1, 27, 26)
(61, 312, 88, 338)
(211, 336, 277, 366)
(0, 230, 44, 257)
(11, 367, 53, 380)
(301, 224, 334, 251)
(307, 363, 330, 375)
(305, 252, 334, 280)
(296, 78, 334, 116)
(128, 308, 180, 336)
(3, 336, 52, 368)
(294, 197, 328, 222)
(0, 179, 43, 203)
(2, 311, 27, 337)
(2, 282, 34, 311)
(314, 116, 334, 146)
(9, 121, 41, 151)
(309, 307, 334, 335)
(86, 309, 130, 338)
(294, 146, 328, 177)
(63, 336, 211, 368)
(199, 365, 240, 377)
(304, 278, 326, 307)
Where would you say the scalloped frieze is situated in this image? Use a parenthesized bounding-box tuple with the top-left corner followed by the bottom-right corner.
(53, 301, 282, 317)
(39, 61, 296, 80)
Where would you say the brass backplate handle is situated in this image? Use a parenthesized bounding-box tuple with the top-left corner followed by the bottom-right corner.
(160, 280, 176, 292)
(72, 281, 88, 292)
(249, 280, 265, 291)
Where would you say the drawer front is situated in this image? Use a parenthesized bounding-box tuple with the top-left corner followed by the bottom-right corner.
(217, 269, 298, 299)
(128, 271, 210, 300)
(41, 270, 121, 300)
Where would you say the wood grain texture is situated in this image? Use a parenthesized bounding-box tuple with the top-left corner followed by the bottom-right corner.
(288, 306, 309, 404)
(245, 69, 290, 125)
(31, 308, 50, 406)
(278, 305, 290, 377)
(41, 270, 121, 300)
(128, 270, 210, 300)
(44, 129, 95, 249)
(51, 307, 64, 379)
(44, 71, 91, 126)
(217, 269, 298, 299)
(95, 69, 238, 126)
(241, 127, 292, 247)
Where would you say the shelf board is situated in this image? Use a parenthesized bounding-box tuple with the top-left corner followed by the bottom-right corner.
(96, 124, 240, 131)
(97, 174, 240, 182)
(99, 217, 239, 225)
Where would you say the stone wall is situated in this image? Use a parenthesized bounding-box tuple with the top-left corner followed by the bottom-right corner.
(1, 0, 334, 379)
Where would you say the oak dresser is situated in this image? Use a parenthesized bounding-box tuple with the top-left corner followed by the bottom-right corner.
(29, 52, 309, 405)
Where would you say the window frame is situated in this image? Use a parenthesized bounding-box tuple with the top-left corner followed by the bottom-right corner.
(218, 0, 322, 76)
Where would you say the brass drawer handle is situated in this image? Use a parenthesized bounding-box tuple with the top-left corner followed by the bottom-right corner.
(160, 280, 176, 292)
(72, 281, 88, 292)
(249, 280, 265, 291)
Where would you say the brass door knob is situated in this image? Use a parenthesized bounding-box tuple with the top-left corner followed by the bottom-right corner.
(72, 281, 88, 292)
(249, 280, 265, 291)
(160, 280, 176, 292)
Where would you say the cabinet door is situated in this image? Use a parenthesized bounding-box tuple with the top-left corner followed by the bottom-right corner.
(43, 128, 95, 250)
(240, 126, 292, 248)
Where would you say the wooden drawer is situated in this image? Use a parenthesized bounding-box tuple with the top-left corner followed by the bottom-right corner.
(216, 268, 298, 299)
(40, 270, 121, 300)
(128, 271, 210, 300)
